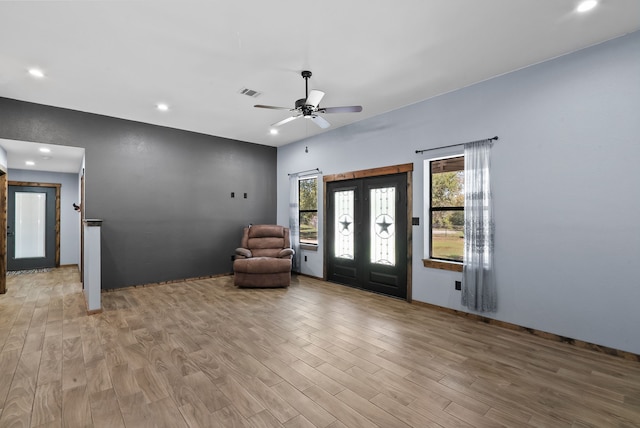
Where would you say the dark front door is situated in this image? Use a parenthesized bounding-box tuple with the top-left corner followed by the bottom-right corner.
(8, 185, 56, 271)
(326, 173, 408, 299)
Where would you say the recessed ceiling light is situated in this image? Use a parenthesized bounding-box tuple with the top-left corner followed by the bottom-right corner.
(156, 103, 169, 112)
(39, 147, 51, 153)
(270, 129, 278, 135)
(25, 160, 35, 166)
(28, 68, 45, 78)
(577, 0, 597, 12)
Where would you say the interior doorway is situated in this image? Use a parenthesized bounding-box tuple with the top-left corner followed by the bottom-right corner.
(0, 139, 85, 294)
(324, 163, 413, 301)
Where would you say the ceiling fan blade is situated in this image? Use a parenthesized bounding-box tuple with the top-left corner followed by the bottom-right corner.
(318, 105, 363, 114)
(305, 90, 325, 108)
(308, 115, 331, 129)
(254, 104, 292, 111)
(271, 115, 302, 127)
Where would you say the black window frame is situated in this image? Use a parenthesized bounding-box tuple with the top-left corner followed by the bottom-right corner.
(429, 155, 464, 263)
(298, 176, 318, 246)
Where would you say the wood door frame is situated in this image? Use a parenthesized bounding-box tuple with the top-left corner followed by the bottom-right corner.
(9, 181, 61, 268)
(0, 169, 6, 294)
(323, 163, 413, 302)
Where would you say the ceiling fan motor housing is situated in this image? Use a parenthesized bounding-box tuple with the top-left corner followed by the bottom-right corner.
(296, 98, 316, 116)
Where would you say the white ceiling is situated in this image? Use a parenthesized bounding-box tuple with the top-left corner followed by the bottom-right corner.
(0, 1, 639, 171)
(0, 138, 84, 174)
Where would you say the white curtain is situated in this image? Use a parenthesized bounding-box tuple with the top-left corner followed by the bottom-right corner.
(289, 175, 301, 272)
(462, 140, 496, 312)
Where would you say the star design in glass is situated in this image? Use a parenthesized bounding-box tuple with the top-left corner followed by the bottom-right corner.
(377, 216, 392, 234)
(340, 219, 352, 231)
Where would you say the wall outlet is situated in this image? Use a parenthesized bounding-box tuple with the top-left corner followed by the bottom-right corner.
(455, 281, 461, 290)
(304, 255, 308, 262)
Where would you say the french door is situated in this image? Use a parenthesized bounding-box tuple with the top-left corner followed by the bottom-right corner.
(326, 173, 408, 299)
(7, 185, 57, 271)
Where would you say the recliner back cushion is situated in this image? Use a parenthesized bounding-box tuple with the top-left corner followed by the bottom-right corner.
(248, 237, 285, 250)
(239, 225, 291, 256)
(248, 225, 284, 239)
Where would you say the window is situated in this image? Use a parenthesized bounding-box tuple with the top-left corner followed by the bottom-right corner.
(429, 156, 464, 262)
(299, 177, 318, 245)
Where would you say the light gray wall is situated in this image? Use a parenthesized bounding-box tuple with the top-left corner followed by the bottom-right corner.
(0, 99, 277, 289)
(277, 31, 640, 354)
(8, 169, 80, 266)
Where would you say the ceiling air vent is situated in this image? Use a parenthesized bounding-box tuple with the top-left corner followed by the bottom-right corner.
(239, 87, 261, 98)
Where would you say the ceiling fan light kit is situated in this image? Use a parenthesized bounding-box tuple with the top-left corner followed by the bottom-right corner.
(255, 70, 362, 129)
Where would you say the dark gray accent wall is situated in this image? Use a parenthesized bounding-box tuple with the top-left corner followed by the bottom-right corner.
(0, 98, 277, 289)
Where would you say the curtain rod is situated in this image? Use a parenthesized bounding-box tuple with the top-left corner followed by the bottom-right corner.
(288, 168, 320, 177)
(415, 136, 498, 154)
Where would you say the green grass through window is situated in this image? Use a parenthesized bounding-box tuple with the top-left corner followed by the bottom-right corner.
(432, 229, 463, 262)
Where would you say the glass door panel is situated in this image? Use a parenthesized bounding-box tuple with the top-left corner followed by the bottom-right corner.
(15, 192, 47, 258)
(370, 187, 396, 266)
(334, 189, 355, 259)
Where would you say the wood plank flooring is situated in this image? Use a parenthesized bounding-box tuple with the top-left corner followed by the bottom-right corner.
(1, 267, 639, 427)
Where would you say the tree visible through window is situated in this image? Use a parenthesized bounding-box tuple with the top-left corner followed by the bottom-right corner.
(430, 156, 464, 262)
(299, 177, 318, 245)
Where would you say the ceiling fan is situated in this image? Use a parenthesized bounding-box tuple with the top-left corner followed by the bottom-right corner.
(254, 70, 362, 129)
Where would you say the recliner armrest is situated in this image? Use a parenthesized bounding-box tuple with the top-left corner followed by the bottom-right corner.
(278, 248, 294, 258)
(235, 248, 252, 259)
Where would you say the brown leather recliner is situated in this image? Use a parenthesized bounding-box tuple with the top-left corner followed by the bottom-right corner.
(233, 225, 294, 288)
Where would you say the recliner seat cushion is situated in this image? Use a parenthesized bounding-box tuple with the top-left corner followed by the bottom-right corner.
(250, 248, 282, 258)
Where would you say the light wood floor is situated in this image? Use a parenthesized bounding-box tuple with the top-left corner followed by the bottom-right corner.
(1, 268, 639, 427)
